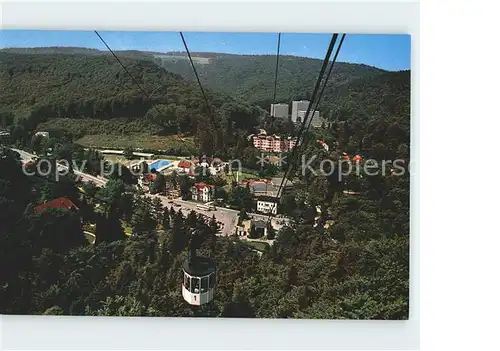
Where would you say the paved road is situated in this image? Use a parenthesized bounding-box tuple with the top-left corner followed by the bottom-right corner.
(159, 197, 288, 236)
(149, 194, 237, 236)
(11, 148, 288, 236)
(12, 148, 108, 186)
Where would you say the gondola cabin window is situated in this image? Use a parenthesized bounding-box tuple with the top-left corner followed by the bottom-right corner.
(191, 277, 200, 293)
(184, 273, 190, 291)
(209, 272, 216, 289)
(201, 276, 209, 293)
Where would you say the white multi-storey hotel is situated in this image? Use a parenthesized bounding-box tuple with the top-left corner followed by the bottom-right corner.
(298, 110, 322, 127)
(291, 100, 310, 122)
(270, 103, 289, 118)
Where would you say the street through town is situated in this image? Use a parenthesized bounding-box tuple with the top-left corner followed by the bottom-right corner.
(11, 147, 287, 237)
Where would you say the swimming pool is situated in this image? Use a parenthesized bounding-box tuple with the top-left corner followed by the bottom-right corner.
(149, 159, 171, 171)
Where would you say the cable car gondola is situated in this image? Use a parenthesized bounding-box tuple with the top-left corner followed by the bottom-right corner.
(181, 228, 217, 306)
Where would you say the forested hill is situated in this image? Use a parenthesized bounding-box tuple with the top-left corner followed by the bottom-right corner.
(0, 51, 265, 153)
(1, 47, 388, 107)
(152, 53, 387, 107)
(0, 51, 242, 115)
(324, 70, 411, 124)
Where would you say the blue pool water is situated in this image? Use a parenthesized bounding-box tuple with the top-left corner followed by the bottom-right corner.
(149, 159, 171, 171)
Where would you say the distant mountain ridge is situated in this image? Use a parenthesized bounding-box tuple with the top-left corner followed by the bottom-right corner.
(0, 51, 265, 154)
(1, 46, 389, 108)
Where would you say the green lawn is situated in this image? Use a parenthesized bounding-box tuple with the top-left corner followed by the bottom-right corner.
(241, 241, 270, 252)
(221, 170, 259, 184)
(76, 134, 195, 153)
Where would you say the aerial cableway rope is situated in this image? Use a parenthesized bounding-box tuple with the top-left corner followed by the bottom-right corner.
(179, 32, 226, 153)
(309, 34, 346, 127)
(179, 31, 238, 184)
(94, 30, 199, 158)
(297, 33, 347, 153)
(273, 33, 281, 103)
(265, 33, 346, 227)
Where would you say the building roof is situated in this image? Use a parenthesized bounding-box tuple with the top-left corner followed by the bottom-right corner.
(193, 183, 215, 190)
(251, 181, 269, 192)
(242, 180, 271, 193)
(99, 149, 154, 157)
(34, 197, 79, 213)
(182, 256, 217, 277)
(178, 160, 193, 169)
(144, 173, 157, 182)
(252, 219, 267, 229)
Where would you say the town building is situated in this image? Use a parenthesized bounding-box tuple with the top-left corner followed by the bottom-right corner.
(251, 134, 281, 153)
(317, 140, 329, 151)
(99, 149, 154, 159)
(291, 100, 310, 122)
(35, 131, 50, 138)
(235, 224, 246, 236)
(139, 172, 157, 190)
(270, 103, 289, 119)
(34, 197, 79, 214)
(251, 219, 268, 237)
(191, 183, 215, 202)
(210, 157, 225, 173)
(256, 195, 279, 215)
(241, 179, 275, 196)
(251, 134, 297, 153)
(176, 159, 195, 177)
(297, 110, 322, 127)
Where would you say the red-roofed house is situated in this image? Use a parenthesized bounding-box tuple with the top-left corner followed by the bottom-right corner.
(191, 183, 215, 202)
(34, 197, 79, 214)
(140, 173, 157, 188)
(178, 159, 193, 173)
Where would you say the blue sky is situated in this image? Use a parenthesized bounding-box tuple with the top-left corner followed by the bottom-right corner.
(0, 30, 411, 71)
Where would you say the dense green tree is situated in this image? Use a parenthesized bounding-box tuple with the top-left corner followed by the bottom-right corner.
(0, 53, 410, 320)
(266, 223, 276, 240)
(162, 206, 171, 230)
(248, 223, 259, 239)
(0, 111, 15, 128)
(228, 184, 253, 211)
(130, 199, 156, 234)
(123, 147, 134, 160)
(209, 215, 218, 235)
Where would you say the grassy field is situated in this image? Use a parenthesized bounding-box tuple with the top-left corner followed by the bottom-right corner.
(220, 170, 257, 185)
(241, 241, 270, 252)
(76, 134, 196, 153)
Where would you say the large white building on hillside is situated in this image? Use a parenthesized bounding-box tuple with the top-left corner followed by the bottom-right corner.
(270, 103, 289, 119)
(297, 110, 323, 127)
(291, 100, 310, 122)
